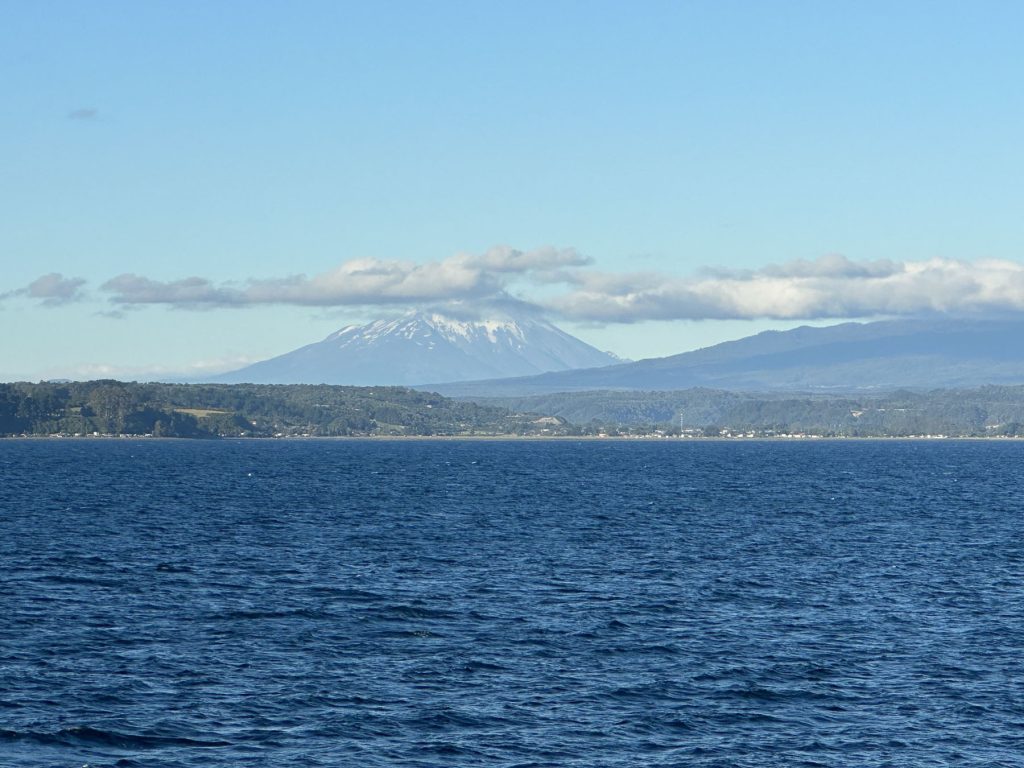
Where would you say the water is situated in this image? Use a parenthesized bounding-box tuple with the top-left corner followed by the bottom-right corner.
(2, 439, 1023, 767)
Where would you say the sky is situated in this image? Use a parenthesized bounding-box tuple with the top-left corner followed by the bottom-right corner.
(3, 1, 1024, 381)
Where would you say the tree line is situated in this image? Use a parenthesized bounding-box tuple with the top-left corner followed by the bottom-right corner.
(0, 381, 567, 438)
(7, 380, 1024, 438)
(477, 385, 1024, 437)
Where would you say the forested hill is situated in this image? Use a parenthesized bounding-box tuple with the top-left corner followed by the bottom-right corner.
(8, 380, 1024, 439)
(0, 381, 569, 438)
(474, 386, 1024, 437)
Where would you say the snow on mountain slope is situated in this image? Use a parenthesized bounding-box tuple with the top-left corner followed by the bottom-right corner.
(212, 312, 619, 386)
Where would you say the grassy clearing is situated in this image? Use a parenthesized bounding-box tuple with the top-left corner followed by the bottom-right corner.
(173, 408, 232, 418)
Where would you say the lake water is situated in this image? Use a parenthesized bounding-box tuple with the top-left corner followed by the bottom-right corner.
(2, 439, 1023, 767)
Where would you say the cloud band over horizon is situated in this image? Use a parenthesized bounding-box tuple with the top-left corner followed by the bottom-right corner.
(11, 249, 1024, 324)
(550, 255, 1024, 322)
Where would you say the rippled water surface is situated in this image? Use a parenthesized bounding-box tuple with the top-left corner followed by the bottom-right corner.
(2, 439, 1024, 767)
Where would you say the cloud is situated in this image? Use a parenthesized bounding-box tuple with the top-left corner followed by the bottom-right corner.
(27, 248, 1024, 324)
(67, 108, 98, 120)
(14, 273, 88, 307)
(761, 253, 902, 279)
(699, 253, 902, 281)
(102, 274, 242, 309)
(471, 245, 591, 273)
(101, 247, 581, 309)
(549, 256, 1024, 322)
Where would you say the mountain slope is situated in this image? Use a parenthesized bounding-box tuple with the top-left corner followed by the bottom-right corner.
(212, 312, 619, 386)
(428, 317, 1024, 396)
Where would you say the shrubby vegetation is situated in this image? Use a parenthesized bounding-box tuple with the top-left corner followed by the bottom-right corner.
(475, 386, 1024, 437)
(0, 381, 569, 438)
(7, 380, 1024, 438)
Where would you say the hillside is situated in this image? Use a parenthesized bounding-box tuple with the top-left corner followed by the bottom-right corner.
(0, 381, 569, 438)
(430, 318, 1024, 396)
(6, 380, 1024, 438)
(474, 386, 1024, 436)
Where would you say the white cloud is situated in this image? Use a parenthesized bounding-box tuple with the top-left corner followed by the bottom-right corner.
(548, 257, 1024, 322)
(17, 250, 1024, 324)
(100, 246, 582, 309)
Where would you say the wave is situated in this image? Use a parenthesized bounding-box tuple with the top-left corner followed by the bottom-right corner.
(0, 726, 231, 749)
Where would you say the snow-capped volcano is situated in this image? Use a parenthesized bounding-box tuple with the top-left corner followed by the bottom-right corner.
(212, 311, 619, 386)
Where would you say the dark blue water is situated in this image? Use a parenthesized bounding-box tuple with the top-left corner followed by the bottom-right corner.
(2, 439, 1024, 767)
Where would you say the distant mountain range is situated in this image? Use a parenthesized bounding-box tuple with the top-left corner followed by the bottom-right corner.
(212, 311, 620, 386)
(428, 317, 1024, 396)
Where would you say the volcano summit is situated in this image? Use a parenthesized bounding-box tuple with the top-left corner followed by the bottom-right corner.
(212, 311, 619, 386)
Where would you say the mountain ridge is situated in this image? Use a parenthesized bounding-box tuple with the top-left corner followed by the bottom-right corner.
(211, 311, 619, 386)
(424, 317, 1024, 396)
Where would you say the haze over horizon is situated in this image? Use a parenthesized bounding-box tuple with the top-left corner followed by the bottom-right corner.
(3, 2, 1024, 381)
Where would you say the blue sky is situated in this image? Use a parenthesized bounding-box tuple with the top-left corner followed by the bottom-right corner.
(3, 1, 1024, 381)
